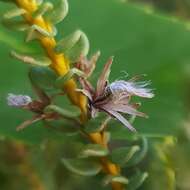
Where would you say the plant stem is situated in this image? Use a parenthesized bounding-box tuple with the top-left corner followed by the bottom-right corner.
(15, 0, 87, 120)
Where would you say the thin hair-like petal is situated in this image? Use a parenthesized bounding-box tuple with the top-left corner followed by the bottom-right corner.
(102, 108, 136, 132)
(109, 80, 154, 98)
(103, 103, 147, 118)
(79, 78, 94, 94)
(96, 57, 113, 97)
(86, 51, 100, 77)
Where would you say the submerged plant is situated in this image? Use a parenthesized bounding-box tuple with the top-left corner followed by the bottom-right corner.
(1, 0, 154, 189)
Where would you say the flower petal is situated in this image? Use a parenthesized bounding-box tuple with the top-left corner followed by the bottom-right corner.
(96, 57, 113, 97)
(102, 108, 136, 132)
(128, 74, 147, 82)
(104, 103, 147, 118)
(79, 77, 95, 94)
(86, 51, 100, 77)
(77, 51, 100, 78)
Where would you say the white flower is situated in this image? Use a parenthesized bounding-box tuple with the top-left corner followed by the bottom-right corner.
(79, 57, 154, 131)
(7, 93, 32, 107)
(108, 80, 154, 98)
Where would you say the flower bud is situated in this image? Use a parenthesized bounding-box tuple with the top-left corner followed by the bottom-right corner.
(45, 0, 69, 24)
(7, 93, 32, 108)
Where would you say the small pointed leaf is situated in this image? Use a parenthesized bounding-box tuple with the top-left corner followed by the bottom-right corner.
(61, 158, 101, 176)
(65, 32, 89, 63)
(29, 66, 57, 91)
(33, 2, 53, 17)
(45, 0, 69, 24)
(45, 105, 81, 118)
(2, 20, 29, 31)
(11, 51, 51, 67)
(110, 145, 140, 167)
(29, 73, 51, 105)
(26, 25, 57, 42)
(103, 175, 129, 186)
(127, 171, 148, 190)
(79, 144, 109, 158)
(125, 136, 148, 167)
(3, 8, 26, 19)
(55, 30, 89, 63)
(55, 30, 82, 53)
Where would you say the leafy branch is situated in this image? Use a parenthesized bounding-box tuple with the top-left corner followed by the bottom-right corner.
(1, 0, 154, 190)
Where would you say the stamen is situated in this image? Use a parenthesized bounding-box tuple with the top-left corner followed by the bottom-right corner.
(108, 80, 154, 98)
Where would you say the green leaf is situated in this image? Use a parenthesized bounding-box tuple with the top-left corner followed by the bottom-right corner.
(61, 158, 102, 176)
(2, 19, 29, 32)
(29, 66, 57, 91)
(79, 144, 109, 158)
(110, 145, 140, 167)
(61, 142, 84, 158)
(44, 119, 79, 136)
(103, 175, 129, 186)
(65, 31, 89, 62)
(0, 29, 32, 52)
(11, 51, 52, 67)
(125, 136, 148, 167)
(3, 8, 26, 19)
(45, 0, 69, 24)
(26, 24, 57, 42)
(33, 2, 53, 18)
(127, 170, 148, 190)
(55, 30, 89, 62)
(55, 30, 83, 53)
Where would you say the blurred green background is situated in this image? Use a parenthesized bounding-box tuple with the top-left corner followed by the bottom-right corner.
(1, 0, 190, 189)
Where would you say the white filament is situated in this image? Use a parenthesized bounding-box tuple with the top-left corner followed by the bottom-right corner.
(108, 80, 154, 98)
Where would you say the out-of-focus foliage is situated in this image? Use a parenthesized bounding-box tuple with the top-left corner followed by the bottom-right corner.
(128, 0, 190, 19)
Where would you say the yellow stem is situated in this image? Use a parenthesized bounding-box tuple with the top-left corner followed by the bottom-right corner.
(15, 1, 123, 189)
(89, 132, 124, 190)
(15, 0, 87, 119)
